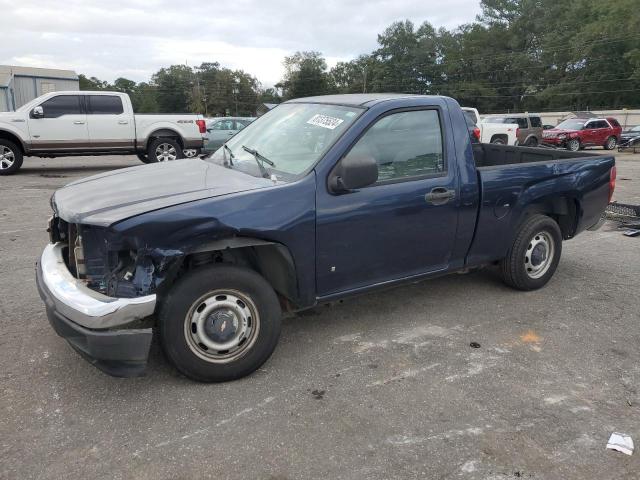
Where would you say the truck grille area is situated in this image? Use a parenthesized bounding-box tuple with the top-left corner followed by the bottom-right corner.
(48, 216, 181, 299)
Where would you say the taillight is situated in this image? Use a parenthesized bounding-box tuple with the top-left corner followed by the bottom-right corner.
(196, 119, 206, 134)
(608, 165, 616, 203)
(473, 127, 480, 141)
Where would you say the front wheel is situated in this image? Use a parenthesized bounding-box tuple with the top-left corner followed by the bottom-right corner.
(566, 138, 581, 151)
(159, 265, 282, 382)
(499, 214, 562, 291)
(0, 139, 23, 175)
(604, 136, 617, 150)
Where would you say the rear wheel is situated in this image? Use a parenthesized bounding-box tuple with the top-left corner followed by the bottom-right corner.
(491, 136, 506, 145)
(159, 265, 282, 382)
(566, 138, 580, 151)
(525, 137, 538, 147)
(604, 136, 617, 150)
(147, 138, 184, 163)
(0, 140, 23, 175)
(499, 214, 562, 291)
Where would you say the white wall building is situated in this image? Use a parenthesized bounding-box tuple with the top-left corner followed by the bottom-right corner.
(0, 65, 79, 112)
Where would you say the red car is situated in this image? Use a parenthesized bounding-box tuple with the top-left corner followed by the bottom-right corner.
(542, 117, 622, 151)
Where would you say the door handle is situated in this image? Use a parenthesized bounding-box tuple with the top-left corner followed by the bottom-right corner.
(425, 187, 456, 205)
(73, 121, 85, 125)
(118, 120, 129, 125)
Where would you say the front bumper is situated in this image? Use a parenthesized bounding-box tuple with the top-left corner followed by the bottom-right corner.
(36, 243, 156, 377)
(541, 137, 564, 147)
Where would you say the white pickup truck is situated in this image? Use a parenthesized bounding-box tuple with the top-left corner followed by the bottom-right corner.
(462, 107, 518, 145)
(0, 91, 206, 175)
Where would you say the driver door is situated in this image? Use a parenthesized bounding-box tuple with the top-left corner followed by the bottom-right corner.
(315, 108, 459, 296)
(27, 94, 89, 151)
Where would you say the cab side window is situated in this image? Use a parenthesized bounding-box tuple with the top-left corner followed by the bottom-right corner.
(87, 95, 124, 115)
(40, 95, 82, 118)
(530, 116, 542, 128)
(343, 109, 445, 183)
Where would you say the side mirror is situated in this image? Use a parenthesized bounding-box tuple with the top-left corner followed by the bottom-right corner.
(31, 106, 44, 118)
(329, 153, 378, 193)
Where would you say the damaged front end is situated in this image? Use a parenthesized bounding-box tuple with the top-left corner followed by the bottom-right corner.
(51, 217, 183, 299)
(37, 216, 184, 377)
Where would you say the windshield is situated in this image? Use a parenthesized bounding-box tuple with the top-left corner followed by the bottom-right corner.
(555, 119, 585, 130)
(206, 103, 362, 181)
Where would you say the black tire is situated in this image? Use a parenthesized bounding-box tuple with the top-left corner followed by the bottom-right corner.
(604, 136, 617, 150)
(136, 152, 152, 164)
(159, 265, 282, 382)
(0, 139, 24, 175)
(499, 214, 562, 291)
(566, 138, 580, 151)
(526, 137, 538, 147)
(491, 137, 506, 145)
(147, 137, 184, 163)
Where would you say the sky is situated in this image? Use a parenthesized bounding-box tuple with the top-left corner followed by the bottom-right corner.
(1, 0, 481, 87)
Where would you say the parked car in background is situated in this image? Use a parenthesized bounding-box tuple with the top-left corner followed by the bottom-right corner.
(203, 117, 256, 152)
(464, 114, 480, 143)
(0, 91, 206, 174)
(37, 93, 615, 381)
(461, 107, 518, 145)
(619, 125, 640, 147)
(483, 114, 544, 146)
(542, 117, 622, 151)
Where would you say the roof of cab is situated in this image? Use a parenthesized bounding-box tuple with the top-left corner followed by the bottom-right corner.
(285, 93, 443, 107)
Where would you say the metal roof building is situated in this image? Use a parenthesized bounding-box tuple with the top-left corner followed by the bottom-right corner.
(0, 65, 79, 112)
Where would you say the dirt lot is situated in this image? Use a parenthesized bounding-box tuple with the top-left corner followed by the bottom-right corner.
(1, 152, 639, 479)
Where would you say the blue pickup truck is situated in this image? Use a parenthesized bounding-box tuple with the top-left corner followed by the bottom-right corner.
(37, 94, 616, 382)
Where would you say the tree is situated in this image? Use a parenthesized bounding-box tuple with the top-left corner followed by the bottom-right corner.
(78, 74, 111, 91)
(277, 51, 334, 100)
(152, 65, 195, 113)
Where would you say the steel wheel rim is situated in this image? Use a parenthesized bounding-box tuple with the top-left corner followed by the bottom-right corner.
(184, 289, 260, 363)
(524, 231, 555, 279)
(155, 143, 177, 161)
(183, 149, 197, 158)
(0, 146, 15, 170)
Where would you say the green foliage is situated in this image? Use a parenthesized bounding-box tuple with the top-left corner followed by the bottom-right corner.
(277, 51, 335, 100)
(79, 1, 640, 114)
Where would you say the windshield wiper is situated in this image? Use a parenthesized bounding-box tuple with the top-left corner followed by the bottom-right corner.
(223, 144, 235, 167)
(242, 145, 275, 178)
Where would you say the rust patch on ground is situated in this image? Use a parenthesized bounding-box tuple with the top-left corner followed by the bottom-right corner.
(520, 330, 542, 344)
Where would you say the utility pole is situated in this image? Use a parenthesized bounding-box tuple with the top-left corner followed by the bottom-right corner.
(362, 66, 367, 94)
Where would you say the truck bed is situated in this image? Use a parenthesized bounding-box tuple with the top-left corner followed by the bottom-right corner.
(472, 143, 602, 168)
(466, 143, 615, 267)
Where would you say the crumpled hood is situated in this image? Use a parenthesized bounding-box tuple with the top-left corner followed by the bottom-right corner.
(53, 159, 273, 226)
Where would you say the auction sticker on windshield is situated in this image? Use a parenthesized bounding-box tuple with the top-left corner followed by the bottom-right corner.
(307, 114, 344, 130)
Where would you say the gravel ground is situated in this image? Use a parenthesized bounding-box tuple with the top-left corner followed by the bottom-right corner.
(1, 151, 639, 480)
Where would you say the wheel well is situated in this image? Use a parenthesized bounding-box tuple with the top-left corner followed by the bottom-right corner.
(182, 240, 298, 308)
(0, 130, 25, 154)
(146, 129, 184, 150)
(490, 134, 508, 143)
(521, 197, 579, 239)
